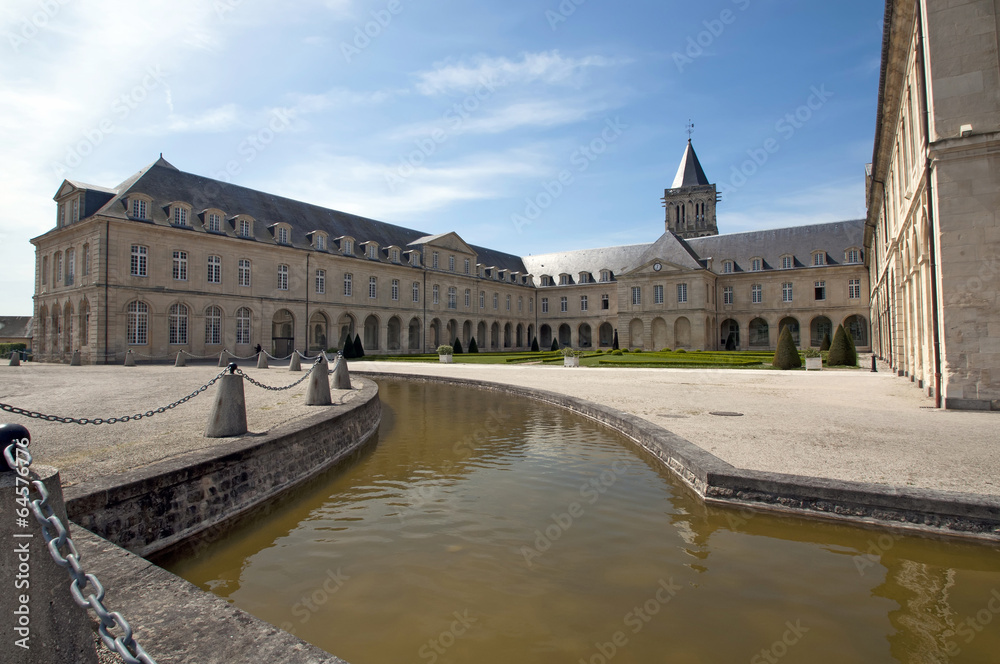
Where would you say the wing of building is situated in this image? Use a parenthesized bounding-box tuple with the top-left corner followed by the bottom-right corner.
(32, 142, 870, 366)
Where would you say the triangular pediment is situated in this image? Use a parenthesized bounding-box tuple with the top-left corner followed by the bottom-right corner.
(407, 231, 477, 255)
(625, 258, 691, 277)
(54, 180, 79, 200)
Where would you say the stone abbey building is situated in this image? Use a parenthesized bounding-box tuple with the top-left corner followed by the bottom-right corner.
(31, 141, 871, 365)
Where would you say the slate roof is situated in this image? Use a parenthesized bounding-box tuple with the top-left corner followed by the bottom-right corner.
(636, 231, 706, 271)
(0, 316, 33, 339)
(671, 140, 711, 189)
(686, 220, 866, 272)
(90, 158, 529, 274)
(522, 243, 651, 281)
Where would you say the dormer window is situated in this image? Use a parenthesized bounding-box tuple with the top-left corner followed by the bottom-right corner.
(171, 205, 190, 227)
(559, 274, 571, 285)
(277, 227, 289, 245)
(541, 275, 551, 287)
(781, 255, 793, 270)
(600, 270, 612, 282)
(237, 217, 253, 238)
(206, 212, 222, 233)
(314, 233, 327, 251)
(846, 248, 860, 264)
(130, 198, 149, 220)
(343, 238, 354, 255)
(751, 258, 763, 272)
(813, 252, 826, 266)
(390, 248, 399, 262)
(579, 272, 592, 284)
(722, 261, 733, 274)
(498, 270, 506, 281)
(367, 244, 378, 260)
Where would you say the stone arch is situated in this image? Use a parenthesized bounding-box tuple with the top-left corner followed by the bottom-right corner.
(527, 325, 535, 347)
(629, 318, 644, 349)
(338, 313, 356, 348)
(408, 317, 421, 351)
(490, 322, 500, 350)
(558, 323, 572, 347)
(578, 323, 592, 348)
(386, 316, 402, 351)
(477, 321, 487, 349)
(504, 322, 512, 348)
(430, 318, 441, 348)
(364, 314, 380, 350)
(463, 320, 473, 347)
(79, 298, 91, 348)
(309, 311, 330, 351)
(62, 300, 74, 353)
(599, 322, 614, 347)
(749, 317, 770, 348)
(37, 304, 48, 353)
(271, 309, 295, 356)
(447, 319, 459, 346)
(721, 319, 740, 350)
(674, 316, 691, 349)
(810, 315, 832, 347)
(539, 324, 552, 349)
(651, 317, 668, 350)
(516, 323, 524, 348)
(844, 314, 869, 346)
(778, 316, 800, 346)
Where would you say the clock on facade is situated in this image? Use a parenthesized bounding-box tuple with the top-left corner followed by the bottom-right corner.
(653, 263, 662, 271)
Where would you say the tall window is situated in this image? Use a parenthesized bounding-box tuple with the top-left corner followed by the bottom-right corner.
(41, 256, 48, 286)
(238, 259, 251, 287)
(493, 293, 499, 310)
(208, 213, 221, 233)
(560, 296, 568, 312)
(782, 256, 793, 270)
(518, 296, 523, 312)
(479, 291, 485, 308)
(723, 286, 733, 305)
(465, 289, 471, 308)
(389, 248, 397, 261)
(677, 283, 688, 303)
(849, 279, 861, 299)
(169, 304, 189, 344)
(751, 258, 762, 272)
(631, 286, 641, 305)
(813, 252, 826, 266)
(529, 298, 533, 313)
(344, 273, 353, 296)
(782, 282, 793, 302)
(72, 198, 79, 222)
(412, 282, 420, 303)
(82, 244, 90, 276)
(847, 249, 860, 264)
(752, 284, 762, 304)
(277, 264, 288, 290)
(601, 294, 609, 310)
(207, 255, 222, 284)
(315, 269, 326, 295)
(432, 252, 439, 269)
(449, 255, 455, 272)
(239, 218, 252, 238)
(316, 235, 327, 251)
(559, 274, 570, 285)
(541, 298, 549, 313)
(55, 253, 61, 283)
(654, 285, 664, 304)
(173, 207, 188, 226)
(131, 245, 147, 277)
(433, 285, 440, 304)
(235, 307, 251, 345)
(173, 251, 188, 281)
(369, 276, 377, 298)
(367, 244, 377, 259)
(131, 199, 147, 219)
(391, 279, 399, 301)
(127, 301, 148, 345)
(205, 306, 222, 345)
(343, 239, 354, 255)
(65, 249, 75, 286)
(815, 281, 826, 300)
(506, 294, 511, 311)
(277, 227, 289, 245)
(448, 287, 457, 309)
(580, 295, 588, 311)
(464, 258, 470, 274)
(600, 270, 611, 282)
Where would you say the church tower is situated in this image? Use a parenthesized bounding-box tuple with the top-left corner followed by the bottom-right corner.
(662, 140, 719, 238)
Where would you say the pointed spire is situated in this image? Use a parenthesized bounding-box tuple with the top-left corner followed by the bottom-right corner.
(671, 140, 710, 189)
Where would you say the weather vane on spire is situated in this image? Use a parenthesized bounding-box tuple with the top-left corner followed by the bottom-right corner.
(686, 120, 694, 141)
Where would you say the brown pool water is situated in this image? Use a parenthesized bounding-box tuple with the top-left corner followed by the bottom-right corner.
(160, 379, 1000, 663)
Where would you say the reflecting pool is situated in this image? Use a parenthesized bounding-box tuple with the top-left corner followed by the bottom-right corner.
(159, 379, 1000, 663)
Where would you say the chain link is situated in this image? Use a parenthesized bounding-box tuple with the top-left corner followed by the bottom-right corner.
(0, 368, 228, 425)
(5, 441, 158, 664)
(235, 359, 319, 391)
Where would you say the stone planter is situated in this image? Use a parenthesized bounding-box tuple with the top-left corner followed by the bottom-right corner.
(805, 356, 823, 371)
(439, 354, 454, 363)
(564, 356, 580, 367)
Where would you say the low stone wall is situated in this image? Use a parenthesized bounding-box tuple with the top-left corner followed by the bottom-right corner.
(358, 372, 1000, 542)
(65, 377, 381, 557)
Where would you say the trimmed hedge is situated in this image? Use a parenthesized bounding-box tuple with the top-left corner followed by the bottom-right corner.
(772, 325, 802, 370)
(827, 324, 855, 366)
(453, 338, 463, 354)
(468, 337, 479, 353)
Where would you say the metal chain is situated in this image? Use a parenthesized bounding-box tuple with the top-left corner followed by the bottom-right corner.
(263, 351, 294, 361)
(129, 351, 174, 360)
(4, 441, 158, 664)
(0, 368, 228, 425)
(235, 360, 318, 391)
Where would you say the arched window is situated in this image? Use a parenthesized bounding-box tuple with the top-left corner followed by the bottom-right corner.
(235, 307, 252, 346)
(169, 304, 189, 344)
(127, 301, 148, 345)
(205, 306, 222, 345)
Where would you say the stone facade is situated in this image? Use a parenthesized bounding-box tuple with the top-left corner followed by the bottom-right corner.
(32, 143, 870, 364)
(866, 0, 1000, 410)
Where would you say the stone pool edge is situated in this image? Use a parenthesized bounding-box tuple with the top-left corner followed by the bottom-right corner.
(358, 371, 1000, 543)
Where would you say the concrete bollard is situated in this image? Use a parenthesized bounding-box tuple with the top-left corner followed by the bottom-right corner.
(9, 351, 20, 366)
(217, 350, 228, 368)
(124, 349, 136, 366)
(205, 365, 248, 438)
(1, 424, 99, 664)
(256, 352, 268, 369)
(288, 352, 302, 372)
(333, 353, 352, 390)
(70, 350, 81, 366)
(175, 351, 186, 367)
(305, 355, 332, 406)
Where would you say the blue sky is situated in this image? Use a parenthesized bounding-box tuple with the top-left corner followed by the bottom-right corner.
(0, 0, 885, 315)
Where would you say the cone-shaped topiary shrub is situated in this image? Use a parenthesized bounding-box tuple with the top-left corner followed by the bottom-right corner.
(827, 325, 852, 366)
(342, 335, 355, 359)
(531, 336, 539, 352)
(820, 332, 832, 352)
(725, 333, 736, 351)
(353, 333, 365, 358)
(612, 330, 620, 350)
(845, 327, 858, 367)
(551, 339, 559, 351)
(772, 325, 802, 370)
(453, 338, 463, 354)
(468, 337, 479, 353)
